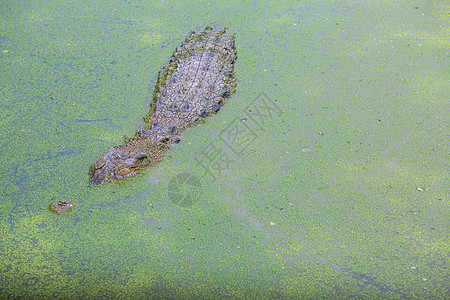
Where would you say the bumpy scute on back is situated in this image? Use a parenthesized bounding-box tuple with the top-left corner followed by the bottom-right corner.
(89, 27, 237, 184)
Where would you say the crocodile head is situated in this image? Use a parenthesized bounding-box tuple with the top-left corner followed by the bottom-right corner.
(89, 147, 149, 185)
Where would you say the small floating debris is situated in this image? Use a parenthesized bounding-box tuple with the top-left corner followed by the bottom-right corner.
(49, 200, 73, 213)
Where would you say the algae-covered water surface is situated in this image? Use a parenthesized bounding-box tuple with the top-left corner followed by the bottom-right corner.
(0, 0, 448, 299)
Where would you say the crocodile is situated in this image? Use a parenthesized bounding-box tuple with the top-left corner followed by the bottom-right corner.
(89, 27, 237, 184)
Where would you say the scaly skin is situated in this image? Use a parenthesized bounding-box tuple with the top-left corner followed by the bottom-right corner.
(89, 27, 237, 184)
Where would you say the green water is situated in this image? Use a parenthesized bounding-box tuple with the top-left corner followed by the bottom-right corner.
(0, 0, 448, 298)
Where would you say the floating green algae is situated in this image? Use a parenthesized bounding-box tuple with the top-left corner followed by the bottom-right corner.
(0, 0, 448, 299)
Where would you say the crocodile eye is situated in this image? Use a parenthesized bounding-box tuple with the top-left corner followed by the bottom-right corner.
(117, 167, 131, 176)
(94, 158, 106, 170)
